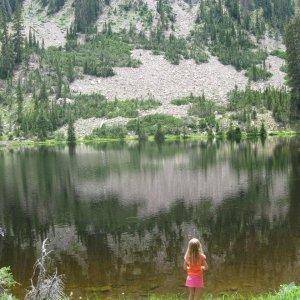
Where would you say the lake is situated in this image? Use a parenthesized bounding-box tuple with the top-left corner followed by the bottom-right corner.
(0, 138, 299, 298)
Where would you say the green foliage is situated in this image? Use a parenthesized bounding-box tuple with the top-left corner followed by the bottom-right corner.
(156, 0, 174, 30)
(228, 86, 291, 123)
(83, 62, 115, 77)
(0, 115, 3, 137)
(119, 27, 208, 65)
(137, 2, 153, 28)
(188, 95, 222, 118)
(154, 123, 165, 142)
(67, 120, 76, 144)
(92, 124, 127, 139)
(0, 267, 16, 294)
(0, 18, 15, 79)
(149, 284, 300, 299)
(47, 0, 66, 15)
(285, 15, 300, 116)
(245, 65, 272, 82)
(191, 0, 274, 70)
(227, 124, 242, 141)
(247, 126, 259, 138)
(170, 97, 191, 106)
(260, 122, 267, 138)
(71, 94, 160, 119)
(136, 119, 148, 141)
(42, 34, 141, 80)
(12, 1, 23, 64)
(74, 0, 101, 33)
(127, 114, 183, 135)
(270, 49, 287, 59)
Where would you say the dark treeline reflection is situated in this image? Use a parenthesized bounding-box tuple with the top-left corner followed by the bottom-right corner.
(0, 138, 299, 297)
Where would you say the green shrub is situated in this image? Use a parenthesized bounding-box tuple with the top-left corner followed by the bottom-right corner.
(280, 64, 288, 73)
(245, 65, 272, 82)
(171, 98, 191, 106)
(92, 124, 127, 139)
(228, 87, 291, 124)
(270, 49, 287, 59)
(154, 124, 165, 142)
(135, 119, 148, 141)
(227, 124, 242, 141)
(260, 122, 267, 138)
(0, 267, 16, 297)
(188, 96, 221, 118)
(83, 62, 115, 77)
(53, 131, 66, 141)
(127, 114, 183, 135)
(247, 126, 259, 138)
(72, 95, 160, 120)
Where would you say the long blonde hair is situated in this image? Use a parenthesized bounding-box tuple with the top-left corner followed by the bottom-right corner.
(185, 238, 203, 265)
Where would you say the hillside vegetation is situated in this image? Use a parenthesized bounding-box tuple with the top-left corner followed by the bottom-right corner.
(0, 0, 299, 144)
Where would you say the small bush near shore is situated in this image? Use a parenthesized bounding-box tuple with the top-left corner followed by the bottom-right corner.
(149, 283, 300, 299)
(127, 114, 183, 135)
(91, 125, 127, 139)
(0, 267, 16, 298)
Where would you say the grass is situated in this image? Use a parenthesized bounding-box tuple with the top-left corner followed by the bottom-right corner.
(0, 131, 298, 151)
(270, 49, 287, 60)
(149, 284, 300, 300)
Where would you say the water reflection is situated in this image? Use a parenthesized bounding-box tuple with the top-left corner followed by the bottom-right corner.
(0, 138, 299, 298)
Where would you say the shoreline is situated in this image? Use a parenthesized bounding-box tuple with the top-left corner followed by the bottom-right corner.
(0, 130, 298, 150)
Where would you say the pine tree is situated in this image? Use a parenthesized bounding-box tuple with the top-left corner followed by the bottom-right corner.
(260, 122, 267, 138)
(66, 56, 75, 82)
(285, 15, 300, 117)
(67, 119, 76, 144)
(38, 81, 48, 103)
(36, 109, 50, 140)
(0, 115, 3, 137)
(12, 0, 23, 64)
(74, 0, 100, 32)
(0, 15, 15, 78)
(16, 78, 23, 126)
(56, 66, 63, 99)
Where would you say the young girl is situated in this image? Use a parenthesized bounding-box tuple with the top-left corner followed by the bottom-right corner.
(184, 238, 208, 300)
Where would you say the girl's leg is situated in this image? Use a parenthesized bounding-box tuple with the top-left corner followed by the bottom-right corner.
(188, 287, 195, 300)
(194, 288, 203, 299)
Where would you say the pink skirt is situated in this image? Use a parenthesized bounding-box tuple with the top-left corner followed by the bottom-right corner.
(185, 275, 204, 288)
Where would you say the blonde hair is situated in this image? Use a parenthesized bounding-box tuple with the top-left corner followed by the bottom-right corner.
(185, 238, 203, 265)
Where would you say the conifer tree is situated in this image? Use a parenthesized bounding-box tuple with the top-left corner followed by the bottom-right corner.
(285, 15, 300, 116)
(16, 78, 23, 126)
(12, 0, 23, 64)
(56, 66, 63, 99)
(0, 115, 3, 137)
(67, 119, 76, 144)
(0, 15, 15, 78)
(74, 0, 100, 32)
(66, 56, 75, 82)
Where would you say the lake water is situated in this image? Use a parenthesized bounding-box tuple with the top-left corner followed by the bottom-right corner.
(0, 138, 299, 298)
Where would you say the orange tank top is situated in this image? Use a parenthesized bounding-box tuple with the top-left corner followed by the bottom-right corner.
(186, 254, 206, 276)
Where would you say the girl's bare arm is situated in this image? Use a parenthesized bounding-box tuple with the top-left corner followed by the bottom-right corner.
(202, 258, 208, 271)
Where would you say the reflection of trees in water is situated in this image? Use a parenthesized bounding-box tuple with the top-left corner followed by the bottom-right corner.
(0, 138, 298, 294)
(288, 138, 300, 240)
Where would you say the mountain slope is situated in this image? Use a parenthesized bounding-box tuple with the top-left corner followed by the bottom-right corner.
(0, 0, 297, 142)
